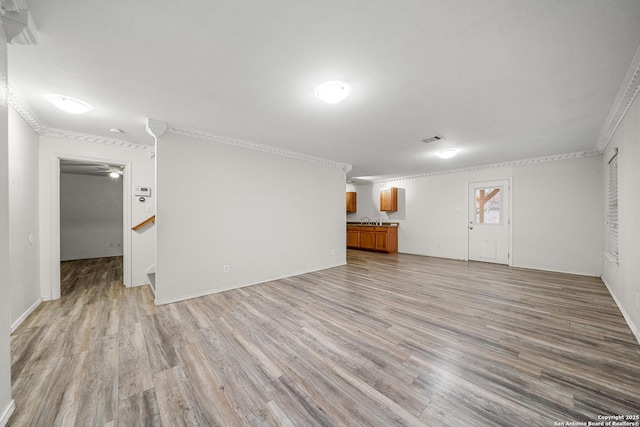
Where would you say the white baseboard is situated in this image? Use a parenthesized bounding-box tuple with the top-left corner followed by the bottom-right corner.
(601, 276, 640, 346)
(128, 281, 149, 288)
(11, 298, 42, 334)
(0, 400, 15, 427)
(154, 261, 347, 306)
(511, 262, 600, 278)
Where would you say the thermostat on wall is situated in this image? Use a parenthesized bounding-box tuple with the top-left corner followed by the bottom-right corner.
(135, 186, 151, 197)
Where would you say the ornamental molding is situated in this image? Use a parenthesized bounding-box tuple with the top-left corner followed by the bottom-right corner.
(165, 122, 353, 173)
(8, 85, 150, 151)
(372, 149, 601, 184)
(39, 127, 150, 150)
(596, 44, 640, 152)
(8, 85, 44, 131)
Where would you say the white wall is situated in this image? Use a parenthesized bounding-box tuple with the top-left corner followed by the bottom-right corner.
(512, 156, 602, 274)
(602, 93, 640, 341)
(39, 136, 155, 299)
(156, 132, 346, 304)
(60, 173, 123, 261)
(8, 108, 41, 331)
(348, 154, 603, 276)
(0, 21, 15, 426)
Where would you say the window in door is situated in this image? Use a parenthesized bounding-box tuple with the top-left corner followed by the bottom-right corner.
(474, 187, 502, 225)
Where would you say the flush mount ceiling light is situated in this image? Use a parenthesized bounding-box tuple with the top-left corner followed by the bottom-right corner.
(46, 94, 93, 114)
(315, 81, 351, 104)
(435, 149, 458, 159)
(109, 171, 120, 179)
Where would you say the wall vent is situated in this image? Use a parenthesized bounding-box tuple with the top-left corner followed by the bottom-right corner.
(421, 135, 443, 144)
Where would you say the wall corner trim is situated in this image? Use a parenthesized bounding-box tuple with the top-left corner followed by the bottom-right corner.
(39, 127, 150, 150)
(7, 83, 43, 132)
(0, 400, 15, 427)
(10, 297, 42, 333)
(372, 149, 601, 184)
(7, 85, 151, 150)
(596, 44, 640, 152)
(601, 276, 640, 346)
(164, 122, 352, 171)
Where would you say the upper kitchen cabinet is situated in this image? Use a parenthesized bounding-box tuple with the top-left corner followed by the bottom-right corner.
(346, 191, 357, 213)
(380, 187, 398, 212)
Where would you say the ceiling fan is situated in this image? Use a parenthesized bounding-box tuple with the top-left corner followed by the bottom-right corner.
(108, 167, 124, 178)
(59, 160, 124, 177)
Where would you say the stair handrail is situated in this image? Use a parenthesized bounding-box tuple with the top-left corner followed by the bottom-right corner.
(132, 215, 156, 231)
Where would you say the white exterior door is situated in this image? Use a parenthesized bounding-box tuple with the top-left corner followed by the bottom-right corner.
(468, 179, 510, 264)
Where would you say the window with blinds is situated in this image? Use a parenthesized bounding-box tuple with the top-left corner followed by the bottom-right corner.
(607, 149, 619, 263)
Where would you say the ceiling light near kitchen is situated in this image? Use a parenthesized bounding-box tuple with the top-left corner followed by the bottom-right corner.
(315, 81, 351, 104)
(435, 149, 458, 159)
(46, 94, 93, 114)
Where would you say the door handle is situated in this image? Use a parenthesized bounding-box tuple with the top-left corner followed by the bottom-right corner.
(469, 227, 474, 230)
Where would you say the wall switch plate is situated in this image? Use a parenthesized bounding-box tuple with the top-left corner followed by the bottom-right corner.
(146, 204, 153, 212)
(223, 265, 230, 273)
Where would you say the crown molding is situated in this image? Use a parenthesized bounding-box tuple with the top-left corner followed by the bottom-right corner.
(8, 85, 44, 131)
(39, 127, 150, 150)
(165, 122, 353, 173)
(372, 149, 601, 184)
(8, 88, 350, 170)
(596, 44, 640, 152)
(8, 85, 150, 150)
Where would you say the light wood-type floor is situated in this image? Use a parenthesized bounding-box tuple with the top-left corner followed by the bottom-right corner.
(9, 251, 640, 426)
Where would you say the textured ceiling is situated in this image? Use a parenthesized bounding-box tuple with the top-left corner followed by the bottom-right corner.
(9, 0, 640, 179)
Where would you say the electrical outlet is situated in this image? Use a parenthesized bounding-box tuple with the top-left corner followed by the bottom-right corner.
(223, 265, 230, 273)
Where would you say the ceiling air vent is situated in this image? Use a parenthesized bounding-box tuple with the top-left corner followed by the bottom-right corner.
(421, 135, 443, 144)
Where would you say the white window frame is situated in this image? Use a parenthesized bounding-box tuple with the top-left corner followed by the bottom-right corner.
(607, 148, 619, 263)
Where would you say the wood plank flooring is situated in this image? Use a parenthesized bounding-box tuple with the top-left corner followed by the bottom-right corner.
(9, 251, 640, 426)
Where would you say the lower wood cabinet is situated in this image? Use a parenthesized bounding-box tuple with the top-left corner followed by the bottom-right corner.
(346, 225, 398, 253)
(346, 228, 360, 247)
(360, 228, 375, 250)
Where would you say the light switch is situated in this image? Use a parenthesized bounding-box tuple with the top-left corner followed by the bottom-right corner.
(146, 204, 153, 212)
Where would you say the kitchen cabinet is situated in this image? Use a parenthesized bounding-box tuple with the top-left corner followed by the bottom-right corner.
(380, 187, 398, 212)
(346, 227, 360, 247)
(359, 228, 375, 250)
(346, 191, 357, 213)
(346, 224, 398, 253)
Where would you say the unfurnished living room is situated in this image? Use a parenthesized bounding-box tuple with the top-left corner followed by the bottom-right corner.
(1, 1, 640, 426)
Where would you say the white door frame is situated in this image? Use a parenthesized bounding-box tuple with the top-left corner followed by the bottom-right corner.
(467, 178, 513, 266)
(50, 153, 132, 299)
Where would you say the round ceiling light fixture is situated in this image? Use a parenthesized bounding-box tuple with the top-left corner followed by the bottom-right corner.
(315, 81, 351, 104)
(109, 171, 120, 179)
(46, 94, 93, 114)
(435, 149, 458, 159)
